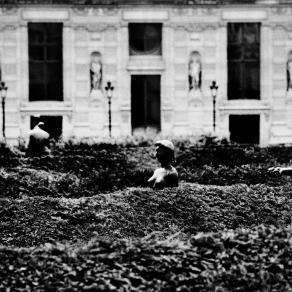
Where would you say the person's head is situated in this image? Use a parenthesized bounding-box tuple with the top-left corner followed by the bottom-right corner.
(155, 140, 175, 165)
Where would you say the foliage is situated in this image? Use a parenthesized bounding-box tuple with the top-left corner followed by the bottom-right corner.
(1, 183, 292, 247)
(1, 226, 292, 291)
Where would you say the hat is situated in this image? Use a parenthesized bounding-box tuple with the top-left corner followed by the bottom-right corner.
(155, 140, 175, 152)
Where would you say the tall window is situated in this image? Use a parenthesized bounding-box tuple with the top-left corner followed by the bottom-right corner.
(228, 23, 260, 100)
(28, 23, 63, 101)
(129, 23, 162, 55)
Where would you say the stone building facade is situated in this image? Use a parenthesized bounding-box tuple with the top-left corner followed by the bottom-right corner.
(0, 0, 292, 145)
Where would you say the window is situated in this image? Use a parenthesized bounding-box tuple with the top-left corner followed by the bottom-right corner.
(228, 23, 260, 100)
(129, 23, 162, 55)
(229, 115, 260, 144)
(28, 23, 63, 101)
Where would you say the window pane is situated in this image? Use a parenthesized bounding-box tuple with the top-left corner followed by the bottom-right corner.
(29, 62, 45, 81)
(47, 81, 63, 100)
(28, 24, 45, 44)
(29, 84, 45, 101)
(29, 46, 45, 61)
(46, 45, 62, 60)
(228, 45, 242, 61)
(228, 62, 243, 99)
(244, 44, 260, 60)
(227, 23, 260, 100)
(228, 23, 242, 44)
(129, 23, 162, 55)
(46, 24, 62, 43)
(244, 62, 260, 99)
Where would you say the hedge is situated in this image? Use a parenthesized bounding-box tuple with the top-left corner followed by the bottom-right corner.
(1, 184, 292, 247)
(1, 225, 292, 291)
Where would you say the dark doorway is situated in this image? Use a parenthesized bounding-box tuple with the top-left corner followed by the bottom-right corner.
(229, 115, 260, 144)
(131, 75, 161, 133)
(31, 116, 63, 139)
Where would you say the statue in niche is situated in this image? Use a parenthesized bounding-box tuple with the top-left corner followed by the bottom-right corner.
(287, 50, 292, 92)
(90, 51, 102, 91)
(188, 51, 202, 91)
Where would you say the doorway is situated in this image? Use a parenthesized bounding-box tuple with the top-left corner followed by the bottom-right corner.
(229, 114, 260, 144)
(131, 75, 161, 133)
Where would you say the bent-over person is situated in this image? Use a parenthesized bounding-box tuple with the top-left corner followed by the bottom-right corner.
(26, 122, 50, 157)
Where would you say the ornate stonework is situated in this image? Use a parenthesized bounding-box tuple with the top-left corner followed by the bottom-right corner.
(0, 7, 18, 15)
(173, 7, 218, 16)
(172, 23, 217, 32)
(72, 23, 118, 32)
(72, 7, 119, 16)
(271, 7, 292, 15)
(0, 24, 18, 31)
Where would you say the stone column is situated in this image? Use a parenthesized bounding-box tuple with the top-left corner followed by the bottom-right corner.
(119, 22, 131, 135)
(161, 22, 174, 134)
(63, 24, 74, 103)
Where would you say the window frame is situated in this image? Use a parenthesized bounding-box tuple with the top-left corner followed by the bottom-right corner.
(227, 22, 261, 100)
(28, 22, 63, 102)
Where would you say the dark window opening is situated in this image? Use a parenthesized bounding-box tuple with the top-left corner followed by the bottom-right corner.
(129, 23, 162, 55)
(31, 116, 63, 140)
(229, 114, 260, 144)
(131, 75, 161, 132)
(228, 23, 260, 100)
(28, 22, 63, 101)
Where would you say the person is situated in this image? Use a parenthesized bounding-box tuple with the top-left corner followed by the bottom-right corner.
(26, 122, 50, 157)
(148, 140, 179, 188)
(268, 166, 292, 176)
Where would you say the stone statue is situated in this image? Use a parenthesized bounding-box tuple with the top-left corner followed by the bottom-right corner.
(148, 140, 178, 189)
(26, 122, 50, 157)
(188, 51, 202, 91)
(90, 51, 102, 91)
(287, 50, 292, 91)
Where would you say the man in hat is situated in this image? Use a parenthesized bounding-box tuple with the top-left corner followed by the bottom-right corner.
(148, 140, 178, 188)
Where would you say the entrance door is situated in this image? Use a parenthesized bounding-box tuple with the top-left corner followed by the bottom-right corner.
(131, 75, 161, 133)
(229, 114, 260, 144)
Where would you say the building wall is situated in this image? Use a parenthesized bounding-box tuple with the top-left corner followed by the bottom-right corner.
(0, 4, 292, 145)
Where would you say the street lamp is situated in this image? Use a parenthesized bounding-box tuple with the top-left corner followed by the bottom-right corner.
(210, 81, 218, 133)
(0, 81, 8, 140)
(104, 81, 114, 137)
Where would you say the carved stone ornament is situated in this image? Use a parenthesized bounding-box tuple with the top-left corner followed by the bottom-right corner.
(72, 7, 90, 16)
(72, 6, 119, 16)
(73, 23, 118, 32)
(0, 7, 18, 15)
(0, 24, 18, 31)
(172, 23, 215, 32)
(271, 7, 292, 15)
(173, 7, 218, 16)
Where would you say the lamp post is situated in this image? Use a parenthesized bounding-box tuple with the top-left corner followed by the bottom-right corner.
(0, 82, 8, 140)
(104, 81, 114, 137)
(210, 81, 218, 133)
